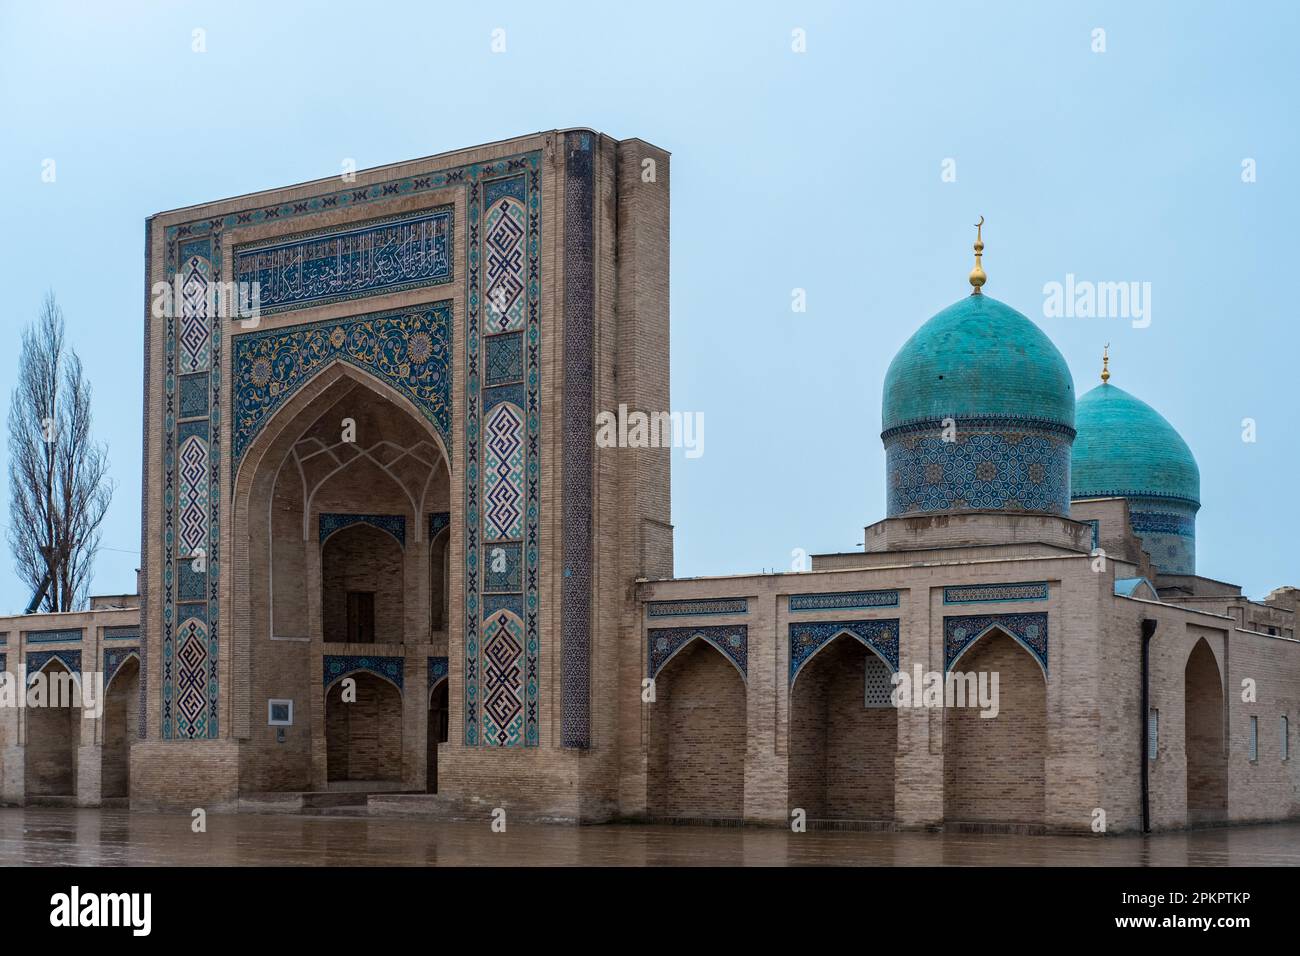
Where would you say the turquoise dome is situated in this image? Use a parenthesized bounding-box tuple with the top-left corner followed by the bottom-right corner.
(1072, 383, 1200, 505)
(882, 295, 1075, 433)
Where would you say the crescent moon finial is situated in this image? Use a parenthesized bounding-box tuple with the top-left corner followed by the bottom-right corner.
(969, 217, 987, 295)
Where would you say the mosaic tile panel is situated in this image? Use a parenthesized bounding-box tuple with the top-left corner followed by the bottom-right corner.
(177, 560, 206, 602)
(484, 541, 522, 593)
(648, 625, 748, 681)
(104, 626, 140, 641)
(24, 628, 83, 644)
(944, 612, 1048, 675)
(787, 590, 898, 612)
(647, 597, 748, 618)
(465, 162, 542, 750)
(323, 654, 404, 691)
(173, 603, 215, 739)
(177, 433, 209, 557)
(559, 133, 595, 748)
(179, 372, 209, 419)
(484, 331, 524, 387)
(943, 581, 1048, 604)
(104, 647, 140, 688)
(789, 619, 900, 686)
(481, 608, 526, 745)
(234, 206, 453, 315)
(483, 401, 525, 541)
(231, 302, 453, 470)
(27, 649, 81, 679)
(1129, 498, 1198, 575)
(428, 511, 451, 540)
(883, 418, 1074, 517)
(428, 655, 449, 687)
(178, 242, 211, 373)
(318, 513, 406, 548)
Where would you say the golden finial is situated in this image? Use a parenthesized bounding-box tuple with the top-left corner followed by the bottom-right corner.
(1101, 343, 1111, 384)
(969, 216, 986, 295)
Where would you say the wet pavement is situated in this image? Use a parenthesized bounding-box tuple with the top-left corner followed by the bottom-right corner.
(1, 807, 1297, 865)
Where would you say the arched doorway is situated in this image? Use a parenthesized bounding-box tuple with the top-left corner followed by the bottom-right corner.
(789, 634, 896, 822)
(1185, 638, 1227, 825)
(231, 362, 450, 791)
(647, 640, 746, 820)
(322, 523, 405, 644)
(24, 660, 80, 798)
(325, 671, 403, 786)
(102, 655, 140, 800)
(427, 680, 448, 792)
(944, 628, 1046, 826)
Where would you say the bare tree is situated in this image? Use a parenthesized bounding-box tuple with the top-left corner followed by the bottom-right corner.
(7, 292, 115, 611)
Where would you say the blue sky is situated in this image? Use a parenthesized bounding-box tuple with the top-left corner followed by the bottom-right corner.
(0, 0, 1296, 611)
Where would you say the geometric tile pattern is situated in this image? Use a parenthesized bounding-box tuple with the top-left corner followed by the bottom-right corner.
(559, 132, 595, 749)
(173, 606, 214, 739)
(178, 434, 209, 557)
(466, 163, 541, 749)
(318, 513, 406, 548)
(179, 373, 209, 419)
(481, 609, 526, 746)
(483, 402, 525, 541)
(942, 581, 1048, 604)
(864, 653, 895, 708)
(234, 206, 453, 316)
(943, 612, 1048, 676)
(163, 231, 219, 741)
(648, 625, 748, 682)
(483, 541, 522, 593)
(789, 619, 900, 687)
(484, 331, 524, 387)
(647, 598, 748, 618)
(884, 418, 1073, 517)
(483, 194, 526, 333)
(323, 654, 405, 692)
(788, 590, 899, 612)
(231, 302, 453, 470)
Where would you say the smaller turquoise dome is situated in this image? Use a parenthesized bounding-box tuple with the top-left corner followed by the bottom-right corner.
(1071, 383, 1199, 505)
(882, 295, 1075, 433)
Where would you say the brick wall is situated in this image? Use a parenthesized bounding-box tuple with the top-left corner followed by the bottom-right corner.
(789, 637, 895, 819)
(647, 642, 745, 819)
(325, 673, 403, 782)
(944, 632, 1046, 825)
(322, 523, 406, 644)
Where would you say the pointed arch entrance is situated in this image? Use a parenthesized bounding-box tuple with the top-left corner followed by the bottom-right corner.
(231, 360, 451, 791)
(325, 670, 404, 785)
(102, 654, 140, 799)
(789, 632, 897, 822)
(646, 637, 746, 820)
(24, 659, 81, 798)
(1184, 638, 1227, 825)
(943, 627, 1047, 826)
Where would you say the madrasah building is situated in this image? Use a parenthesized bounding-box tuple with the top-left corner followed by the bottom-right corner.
(1, 130, 1298, 833)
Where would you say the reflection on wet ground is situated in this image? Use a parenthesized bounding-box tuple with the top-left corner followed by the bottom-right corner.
(1, 808, 1297, 866)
